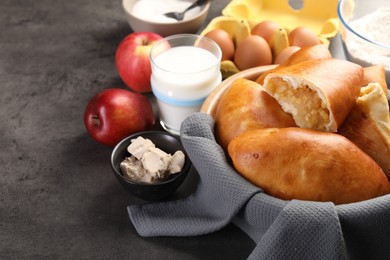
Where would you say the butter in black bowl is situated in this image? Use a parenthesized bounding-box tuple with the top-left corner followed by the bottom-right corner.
(111, 131, 191, 201)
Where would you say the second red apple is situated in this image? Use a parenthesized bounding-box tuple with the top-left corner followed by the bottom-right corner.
(84, 88, 155, 147)
(115, 32, 163, 93)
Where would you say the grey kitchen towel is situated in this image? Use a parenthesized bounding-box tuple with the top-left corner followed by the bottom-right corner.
(128, 113, 390, 260)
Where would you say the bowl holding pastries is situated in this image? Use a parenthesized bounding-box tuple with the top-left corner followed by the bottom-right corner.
(201, 45, 390, 205)
(111, 131, 191, 201)
(122, 0, 210, 37)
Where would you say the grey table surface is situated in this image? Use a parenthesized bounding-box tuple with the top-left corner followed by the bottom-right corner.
(0, 0, 345, 259)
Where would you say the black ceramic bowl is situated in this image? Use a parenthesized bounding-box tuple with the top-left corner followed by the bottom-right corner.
(110, 131, 191, 201)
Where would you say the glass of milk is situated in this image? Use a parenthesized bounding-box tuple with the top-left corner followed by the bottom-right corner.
(150, 34, 222, 135)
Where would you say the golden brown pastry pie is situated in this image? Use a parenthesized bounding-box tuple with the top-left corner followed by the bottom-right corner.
(339, 83, 390, 179)
(362, 65, 388, 97)
(262, 59, 364, 132)
(214, 78, 296, 151)
(256, 44, 332, 85)
(228, 127, 390, 205)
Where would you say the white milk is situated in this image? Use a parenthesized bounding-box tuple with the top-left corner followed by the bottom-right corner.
(151, 46, 221, 135)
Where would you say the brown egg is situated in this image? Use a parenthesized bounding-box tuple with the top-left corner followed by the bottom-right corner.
(204, 29, 235, 61)
(274, 46, 301, 64)
(288, 27, 321, 47)
(251, 20, 280, 44)
(234, 35, 272, 70)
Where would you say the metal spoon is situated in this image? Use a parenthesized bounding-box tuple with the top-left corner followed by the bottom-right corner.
(164, 0, 208, 21)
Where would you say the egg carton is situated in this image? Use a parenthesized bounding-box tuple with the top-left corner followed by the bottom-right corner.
(201, 0, 340, 78)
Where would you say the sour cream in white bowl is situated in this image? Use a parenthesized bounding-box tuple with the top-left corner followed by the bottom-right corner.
(122, 0, 210, 37)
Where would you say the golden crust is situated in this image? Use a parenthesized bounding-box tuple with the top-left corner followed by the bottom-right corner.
(228, 127, 390, 205)
(256, 44, 332, 85)
(262, 59, 363, 132)
(339, 83, 390, 179)
(214, 78, 296, 151)
(362, 65, 388, 97)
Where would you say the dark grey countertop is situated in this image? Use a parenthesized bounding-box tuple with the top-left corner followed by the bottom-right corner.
(0, 0, 346, 259)
(0, 0, 256, 259)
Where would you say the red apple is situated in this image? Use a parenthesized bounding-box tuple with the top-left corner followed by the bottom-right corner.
(115, 32, 163, 93)
(84, 88, 155, 146)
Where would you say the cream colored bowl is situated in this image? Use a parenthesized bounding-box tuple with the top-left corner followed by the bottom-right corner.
(122, 0, 210, 37)
(201, 65, 276, 118)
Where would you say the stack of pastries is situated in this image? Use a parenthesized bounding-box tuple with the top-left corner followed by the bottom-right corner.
(214, 45, 390, 205)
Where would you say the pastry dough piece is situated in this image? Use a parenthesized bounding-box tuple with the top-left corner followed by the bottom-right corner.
(362, 65, 388, 97)
(263, 59, 364, 132)
(256, 44, 332, 85)
(339, 83, 390, 179)
(214, 78, 296, 151)
(228, 128, 390, 205)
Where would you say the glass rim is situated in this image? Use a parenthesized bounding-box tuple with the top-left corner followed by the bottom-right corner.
(150, 33, 222, 74)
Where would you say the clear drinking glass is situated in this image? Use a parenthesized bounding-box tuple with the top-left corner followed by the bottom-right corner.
(150, 34, 222, 135)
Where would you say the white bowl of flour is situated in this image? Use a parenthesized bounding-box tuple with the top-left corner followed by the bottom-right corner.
(338, 0, 390, 88)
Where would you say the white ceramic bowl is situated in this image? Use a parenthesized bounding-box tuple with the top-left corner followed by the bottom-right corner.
(122, 0, 210, 37)
(338, 0, 390, 87)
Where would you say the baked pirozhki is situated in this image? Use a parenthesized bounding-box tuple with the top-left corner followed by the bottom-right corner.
(362, 65, 388, 97)
(256, 44, 332, 85)
(228, 128, 390, 205)
(263, 59, 364, 132)
(339, 83, 390, 179)
(214, 78, 296, 151)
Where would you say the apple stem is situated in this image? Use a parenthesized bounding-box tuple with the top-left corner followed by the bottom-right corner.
(142, 38, 150, 46)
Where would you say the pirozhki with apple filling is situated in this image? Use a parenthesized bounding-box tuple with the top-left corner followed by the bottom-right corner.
(213, 47, 390, 204)
(262, 58, 363, 132)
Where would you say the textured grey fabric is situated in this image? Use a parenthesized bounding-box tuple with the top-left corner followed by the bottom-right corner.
(128, 114, 260, 236)
(246, 200, 346, 260)
(128, 113, 390, 260)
